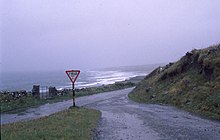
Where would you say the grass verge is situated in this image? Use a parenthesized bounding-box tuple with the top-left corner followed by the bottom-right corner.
(1, 107, 101, 140)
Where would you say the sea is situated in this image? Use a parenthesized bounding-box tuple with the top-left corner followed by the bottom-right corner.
(0, 64, 161, 91)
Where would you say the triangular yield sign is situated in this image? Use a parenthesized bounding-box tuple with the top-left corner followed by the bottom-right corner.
(66, 70, 80, 84)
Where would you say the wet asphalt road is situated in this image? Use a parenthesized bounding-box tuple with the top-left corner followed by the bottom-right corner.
(1, 88, 220, 140)
(86, 88, 220, 140)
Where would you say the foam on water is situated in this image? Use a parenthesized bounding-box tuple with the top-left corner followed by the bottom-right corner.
(0, 65, 160, 91)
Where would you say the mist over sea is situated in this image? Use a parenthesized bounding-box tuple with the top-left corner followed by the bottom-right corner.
(0, 64, 160, 91)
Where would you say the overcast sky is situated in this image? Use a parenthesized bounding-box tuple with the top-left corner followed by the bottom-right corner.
(1, 0, 220, 72)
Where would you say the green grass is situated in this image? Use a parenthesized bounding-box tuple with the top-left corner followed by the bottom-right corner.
(1, 107, 101, 140)
(129, 44, 220, 120)
(1, 82, 135, 113)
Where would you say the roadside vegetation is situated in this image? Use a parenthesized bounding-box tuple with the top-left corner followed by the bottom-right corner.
(129, 44, 220, 120)
(1, 107, 101, 140)
(1, 81, 135, 113)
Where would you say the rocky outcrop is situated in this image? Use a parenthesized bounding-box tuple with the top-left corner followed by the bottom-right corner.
(158, 44, 220, 81)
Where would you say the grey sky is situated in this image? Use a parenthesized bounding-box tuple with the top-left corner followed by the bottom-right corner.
(1, 0, 220, 72)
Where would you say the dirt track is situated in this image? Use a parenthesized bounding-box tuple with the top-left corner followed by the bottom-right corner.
(1, 88, 220, 140)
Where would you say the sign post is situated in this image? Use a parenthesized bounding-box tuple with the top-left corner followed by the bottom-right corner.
(66, 70, 80, 107)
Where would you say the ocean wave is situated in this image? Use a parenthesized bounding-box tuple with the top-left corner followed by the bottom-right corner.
(0, 66, 151, 91)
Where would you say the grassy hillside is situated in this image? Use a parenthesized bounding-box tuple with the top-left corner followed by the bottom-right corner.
(129, 44, 220, 120)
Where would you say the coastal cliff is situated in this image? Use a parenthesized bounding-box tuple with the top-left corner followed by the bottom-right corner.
(129, 44, 220, 120)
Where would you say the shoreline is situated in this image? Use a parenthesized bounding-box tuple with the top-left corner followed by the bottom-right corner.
(0, 75, 145, 93)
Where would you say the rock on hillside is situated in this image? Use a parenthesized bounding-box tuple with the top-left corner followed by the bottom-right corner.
(129, 44, 220, 120)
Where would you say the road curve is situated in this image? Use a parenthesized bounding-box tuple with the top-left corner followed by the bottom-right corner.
(1, 88, 220, 140)
(85, 88, 220, 140)
(1, 89, 132, 124)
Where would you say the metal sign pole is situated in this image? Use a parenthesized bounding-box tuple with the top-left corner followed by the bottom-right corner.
(72, 83, 75, 107)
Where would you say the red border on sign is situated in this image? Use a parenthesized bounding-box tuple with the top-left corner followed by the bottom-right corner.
(66, 70, 80, 84)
